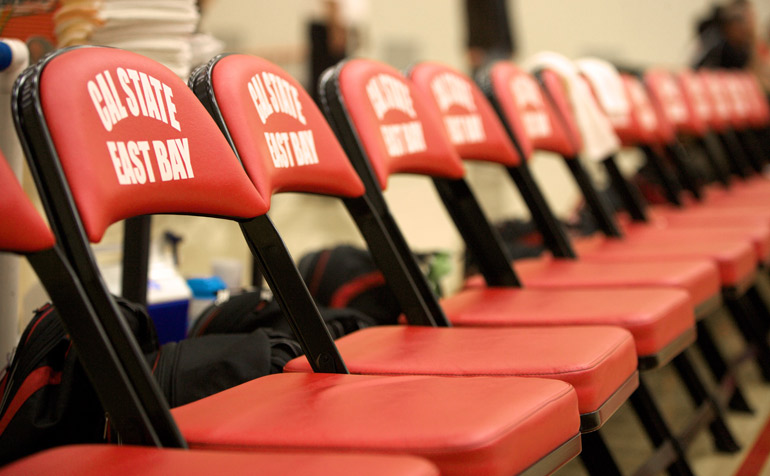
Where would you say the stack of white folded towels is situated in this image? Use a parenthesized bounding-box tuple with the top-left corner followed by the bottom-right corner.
(54, 0, 202, 78)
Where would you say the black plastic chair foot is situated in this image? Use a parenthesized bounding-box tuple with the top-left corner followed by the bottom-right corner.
(579, 430, 623, 476)
(709, 420, 742, 453)
(728, 390, 754, 413)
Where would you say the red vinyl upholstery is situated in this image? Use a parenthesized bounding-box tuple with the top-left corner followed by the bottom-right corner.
(336, 59, 464, 189)
(0, 151, 54, 253)
(699, 71, 732, 133)
(644, 70, 692, 136)
(488, 62, 579, 157)
(574, 235, 756, 288)
(441, 287, 694, 359)
(645, 204, 770, 260)
(409, 62, 522, 166)
(629, 74, 679, 145)
(508, 257, 720, 309)
(580, 73, 768, 278)
(490, 61, 762, 290)
(578, 60, 637, 147)
(0, 156, 445, 476)
(462, 256, 720, 314)
(675, 70, 713, 137)
(207, 56, 637, 430)
(209, 54, 365, 204)
(537, 69, 584, 157)
(722, 73, 752, 131)
(172, 373, 580, 476)
(667, 70, 751, 136)
(377, 59, 696, 365)
(620, 74, 668, 145)
(411, 62, 722, 311)
(621, 222, 770, 264)
(17, 47, 586, 476)
(744, 73, 770, 128)
(37, 47, 266, 242)
(285, 325, 638, 417)
(0, 445, 441, 476)
(623, 69, 770, 264)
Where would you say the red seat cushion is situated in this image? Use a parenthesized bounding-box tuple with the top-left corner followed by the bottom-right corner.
(507, 257, 721, 310)
(574, 234, 756, 288)
(0, 152, 55, 254)
(645, 205, 770, 232)
(704, 186, 770, 203)
(649, 203, 770, 256)
(725, 176, 770, 193)
(284, 325, 637, 417)
(441, 287, 694, 358)
(0, 445, 440, 476)
(619, 222, 770, 265)
(171, 373, 580, 476)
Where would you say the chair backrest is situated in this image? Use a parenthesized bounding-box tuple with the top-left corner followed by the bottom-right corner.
(621, 74, 673, 146)
(644, 69, 693, 137)
(17, 46, 265, 245)
(736, 73, 764, 129)
(195, 54, 365, 206)
(409, 61, 577, 259)
(485, 61, 581, 158)
(0, 151, 54, 254)
(11, 46, 275, 445)
(322, 57, 521, 289)
(15, 45, 272, 369)
(699, 70, 733, 133)
(484, 60, 626, 236)
(327, 58, 463, 191)
(743, 73, 770, 128)
(192, 54, 451, 327)
(576, 58, 636, 147)
(675, 70, 712, 137)
(408, 61, 522, 167)
(0, 148, 184, 448)
(722, 72, 752, 131)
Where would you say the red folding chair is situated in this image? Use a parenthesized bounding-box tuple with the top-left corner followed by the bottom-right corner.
(582, 62, 770, 412)
(406, 60, 749, 475)
(421, 61, 721, 318)
(2, 445, 440, 476)
(312, 57, 709, 476)
(0, 148, 440, 476)
(586, 70, 770, 383)
(510, 63, 770, 368)
(478, 59, 770, 474)
(507, 63, 761, 295)
(189, 51, 640, 448)
(569, 65, 770, 291)
(11, 45, 583, 476)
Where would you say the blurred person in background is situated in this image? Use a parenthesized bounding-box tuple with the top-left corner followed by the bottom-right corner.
(693, 0, 770, 94)
(308, 0, 366, 103)
(465, 0, 516, 76)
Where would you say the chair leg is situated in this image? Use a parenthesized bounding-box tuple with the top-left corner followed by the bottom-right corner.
(672, 352, 741, 453)
(746, 286, 770, 335)
(629, 377, 696, 476)
(724, 293, 770, 382)
(579, 430, 624, 476)
(694, 320, 753, 413)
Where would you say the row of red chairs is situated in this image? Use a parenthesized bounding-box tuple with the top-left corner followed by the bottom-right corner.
(0, 45, 767, 475)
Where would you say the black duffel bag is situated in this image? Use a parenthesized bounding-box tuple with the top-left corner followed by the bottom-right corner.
(0, 296, 299, 465)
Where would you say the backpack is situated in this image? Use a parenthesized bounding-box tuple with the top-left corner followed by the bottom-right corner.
(0, 300, 139, 465)
(297, 245, 403, 325)
(188, 288, 378, 341)
(0, 297, 300, 465)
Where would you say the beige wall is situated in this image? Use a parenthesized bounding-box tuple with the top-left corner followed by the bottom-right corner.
(11, 0, 770, 335)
